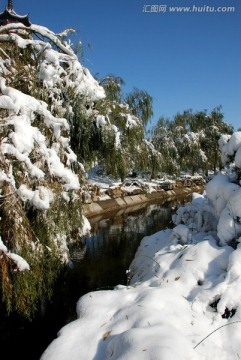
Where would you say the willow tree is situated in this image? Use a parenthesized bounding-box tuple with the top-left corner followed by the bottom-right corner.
(70, 73, 156, 180)
(99, 75, 125, 103)
(200, 107, 233, 173)
(151, 108, 233, 176)
(151, 117, 180, 176)
(125, 87, 153, 127)
(0, 21, 104, 317)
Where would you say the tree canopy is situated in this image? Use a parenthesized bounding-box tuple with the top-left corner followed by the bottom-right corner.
(151, 107, 233, 176)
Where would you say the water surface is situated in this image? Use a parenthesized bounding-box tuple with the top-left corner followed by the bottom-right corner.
(0, 196, 191, 359)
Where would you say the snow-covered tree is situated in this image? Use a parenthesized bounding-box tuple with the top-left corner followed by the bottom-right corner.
(125, 87, 153, 127)
(72, 73, 156, 180)
(0, 23, 104, 317)
(0, 19, 159, 316)
(151, 108, 233, 176)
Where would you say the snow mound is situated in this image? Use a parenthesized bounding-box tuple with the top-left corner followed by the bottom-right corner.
(41, 164, 241, 359)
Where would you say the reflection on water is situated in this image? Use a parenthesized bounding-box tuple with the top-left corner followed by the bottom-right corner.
(69, 199, 182, 293)
(0, 196, 191, 360)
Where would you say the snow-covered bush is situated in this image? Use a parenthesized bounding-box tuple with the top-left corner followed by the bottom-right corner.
(169, 131, 241, 250)
(169, 131, 241, 320)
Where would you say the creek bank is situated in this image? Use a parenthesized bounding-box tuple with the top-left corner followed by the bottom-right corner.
(83, 185, 204, 217)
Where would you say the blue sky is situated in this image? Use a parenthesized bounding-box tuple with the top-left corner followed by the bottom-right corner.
(3, 0, 241, 130)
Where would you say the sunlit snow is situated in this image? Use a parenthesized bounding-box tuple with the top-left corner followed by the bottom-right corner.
(41, 132, 241, 360)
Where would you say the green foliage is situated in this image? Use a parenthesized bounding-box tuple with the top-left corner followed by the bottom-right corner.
(0, 41, 38, 96)
(0, 178, 84, 318)
(125, 88, 153, 127)
(0, 26, 87, 318)
(151, 107, 233, 176)
(69, 98, 96, 164)
(0, 184, 58, 318)
(69, 74, 156, 180)
(99, 75, 125, 103)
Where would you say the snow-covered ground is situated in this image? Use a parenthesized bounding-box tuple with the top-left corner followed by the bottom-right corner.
(41, 133, 241, 360)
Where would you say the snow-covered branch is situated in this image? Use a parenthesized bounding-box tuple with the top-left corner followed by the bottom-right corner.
(0, 236, 30, 272)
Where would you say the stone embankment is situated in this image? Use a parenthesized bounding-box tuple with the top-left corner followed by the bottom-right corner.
(83, 184, 204, 218)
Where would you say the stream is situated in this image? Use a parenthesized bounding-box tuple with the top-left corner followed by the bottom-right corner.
(0, 195, 191, 359)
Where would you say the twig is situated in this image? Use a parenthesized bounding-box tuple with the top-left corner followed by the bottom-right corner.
(140, 245, 190, 268)
(193, 321, 241, 349)
(0, 191, 16, 198)
(140, 255, 161, 268)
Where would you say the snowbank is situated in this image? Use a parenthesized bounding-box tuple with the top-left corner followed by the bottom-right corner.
(41, 132, 241, 360)
(41, 214, 241, 359)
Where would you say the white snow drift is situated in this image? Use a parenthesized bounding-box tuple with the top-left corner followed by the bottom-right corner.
(41, 132, 241, 360)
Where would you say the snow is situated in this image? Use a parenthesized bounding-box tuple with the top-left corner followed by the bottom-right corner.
(0, 94, 17, 110)
(0, 236, 30, 272)
(87, 167, 121, 188)
(47, 149, 79, 191)
(17, 184, 54, 210)
(79, 216, 91, 237)
(41, 163, 241, 360)
(235, 145, 241, 169)
(7, 252, 30, 272)
(112, 125, 121, 148)
(219, 132, 241, 166)
(0, 165, 15, 186)
(96, 115, 107, 128)
(170, 223, 191, 244)
(126, 114, 139, 128)
(205, 173, 239, 218)
(0, 236, 7, 253)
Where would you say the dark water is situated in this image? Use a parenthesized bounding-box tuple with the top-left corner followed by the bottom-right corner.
(0, 196, 191, 360)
